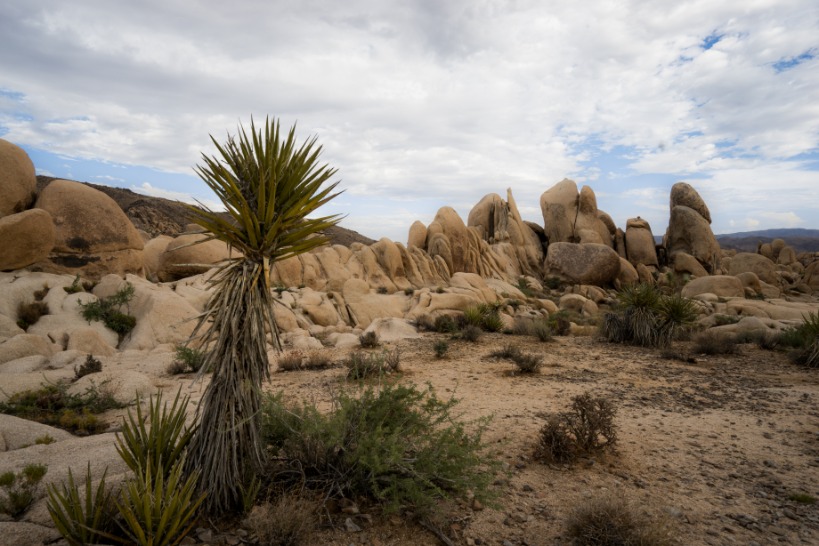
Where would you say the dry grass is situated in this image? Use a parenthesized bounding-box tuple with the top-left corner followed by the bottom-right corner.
(566, 494, 675, 546)
(243, 494, 318, 546)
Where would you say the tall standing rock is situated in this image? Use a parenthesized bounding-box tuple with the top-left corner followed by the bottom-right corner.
(0, 139, 36, 217)
(624, 217, 658, 269)
(664, 183, 720, 274)
(34, 179, 144, 278)
(540, 179, 613, 246)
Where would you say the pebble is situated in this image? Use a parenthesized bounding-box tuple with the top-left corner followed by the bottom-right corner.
(345, 517, 362, 532)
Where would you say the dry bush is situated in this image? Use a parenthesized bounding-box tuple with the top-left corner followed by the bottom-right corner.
(345, 349, 400, 379)
(277, 351, 304, 372)
(566, 494, 674, 546)
(74, 355, 102, 380)
(535, 393, 617, 464)
(512, 352, 543, 374)
(17, 301, 49, 331)
(304, 351, 333, 370)
(693, 329, 738, 355)
(460, 325, 483, 342)
(243, 494, 317, 546)
(359, 331, 380, 348)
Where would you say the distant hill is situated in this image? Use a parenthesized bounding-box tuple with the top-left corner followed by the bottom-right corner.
(716, 228, 819, 253)
(35, 176, 377, 247)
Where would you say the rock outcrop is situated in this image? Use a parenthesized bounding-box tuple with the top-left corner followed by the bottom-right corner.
(540, 179, 613, 246)
(33, 180, 144, 279)
(0, 139, 36, 217)
(0, 209, 56, 271)
(664, 183, 720, 274)
(544, 242, 621, 286)
(624, 217, 658, 269)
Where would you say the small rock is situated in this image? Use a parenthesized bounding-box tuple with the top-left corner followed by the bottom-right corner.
(522, 484, 534, 492)
(345, 517, 362, 533)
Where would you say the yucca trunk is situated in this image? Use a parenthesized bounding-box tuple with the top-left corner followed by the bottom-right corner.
(187, 260, 277, 513)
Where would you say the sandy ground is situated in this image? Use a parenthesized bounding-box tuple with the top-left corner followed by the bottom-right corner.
(173, 331, 819, 546)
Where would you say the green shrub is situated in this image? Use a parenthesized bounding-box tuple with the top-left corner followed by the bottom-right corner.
(63, 275, 82, 294)
(345, 349, 400, 379)
(693, 330, 738, 355)
(359, 331, 380, 348)
(531, 319, 553, 342)
(47, 464, 118, 546)
(433, 340, 449, 358)
(35, 434, 55, 445)
(170, 345, 207, 374)
(243, 494, 317, 546)
(714, 314, 741, 326)
(462, 303, 504, 333)
(535, 393, 617, 464)
(0, 463, 48, 518)
(433, 314, 458, 333)
(460, 325, 483, 342)
(16, 300, 49, 330)
(566, 494, 674, 546)
(260, 381, 497, 516)
(601, 284, 697, 348)
(0, 382, 124, 434)
(74, 354, 102, 380)
(780, 312, 819, 368)
(116, 460, 204, 546)
(116, 389, 195, 484)
(79, 283, 137, 339)
(788, 492, 817, 505)
(549, 311, 572, 336)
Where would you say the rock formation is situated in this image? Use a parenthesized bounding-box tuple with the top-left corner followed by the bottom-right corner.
(664, 182, 721, 274)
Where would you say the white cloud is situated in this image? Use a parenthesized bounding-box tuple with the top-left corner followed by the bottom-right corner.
(0, 0, 816, 242)
(131, 182, 223, 212)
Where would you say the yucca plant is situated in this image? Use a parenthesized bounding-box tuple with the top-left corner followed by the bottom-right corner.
(116, 460, 204, 546)
(47, 464, 117, 546)
(116, 389, 194, 483)
(185, 117, 342, 513)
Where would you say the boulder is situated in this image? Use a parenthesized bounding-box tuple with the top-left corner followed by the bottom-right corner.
(735, 272, 762, 294)
(0, 414, 73, 452)
(157, 232, 239, 281)
(407, 221, 428, 249)
(33, 180, 144, 278)
(142, 235, 173, 281)
(545, 242, 621, 286)
(426, 207, 481, 274)
(540, 179, 612, 246)
(777, 246, 797, 266)
(0, 139, 36, 217)
(616, 258, 639, 287)
(558, 294, 598, 316)
(670, 251, 709, 277)
(681, 275, 745, 299)
(66, 327, 117, 357)
(0, 209, 57, 271)
(624, 217, 658, 268)
(669, 182, 711, 223)
(665, 205, 720, 273)
(727, 253, 778, 285)
(68, 369, 155, 405)
(362, 317, 421, 343)
(0, 334, 55, 365)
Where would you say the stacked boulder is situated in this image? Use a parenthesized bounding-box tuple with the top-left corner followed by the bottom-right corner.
(664, 182, 721, 275)
(0, 139, 145, 279)
(0, 139, 56, 271)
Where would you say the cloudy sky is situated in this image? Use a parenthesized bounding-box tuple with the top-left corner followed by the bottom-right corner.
(1, 0, 817, 242)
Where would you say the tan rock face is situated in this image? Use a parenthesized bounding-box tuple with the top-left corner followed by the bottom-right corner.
(33, 180, 144, 278)
(467, 190, 544, 275)
(157, 232, 239, 281)
(681, 275, 745, 299)
(545, 242, 621, 286)
(0, 139, 36, 218)
(670, 251, 709, 278)
(407, 221, 428, 249)
(670, 182, 711, 224)
(727, 253, 779, 285)
(665, 205, 720, 274)
(624, 217, 658, 268)
(540, 179, 613, 247)
(0, 209, 56, 270)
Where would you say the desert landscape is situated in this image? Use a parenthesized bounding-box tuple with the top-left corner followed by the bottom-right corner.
(1, 135, 819, 546)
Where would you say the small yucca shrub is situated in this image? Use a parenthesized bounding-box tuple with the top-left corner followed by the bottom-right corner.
(345, 349, 400, 379)
(47, 464, 117, 546)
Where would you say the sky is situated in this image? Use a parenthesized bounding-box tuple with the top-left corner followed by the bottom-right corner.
(1, 0, 817, 243)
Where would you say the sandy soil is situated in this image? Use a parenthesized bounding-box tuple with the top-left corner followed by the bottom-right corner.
(173, 331, 819, 546)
